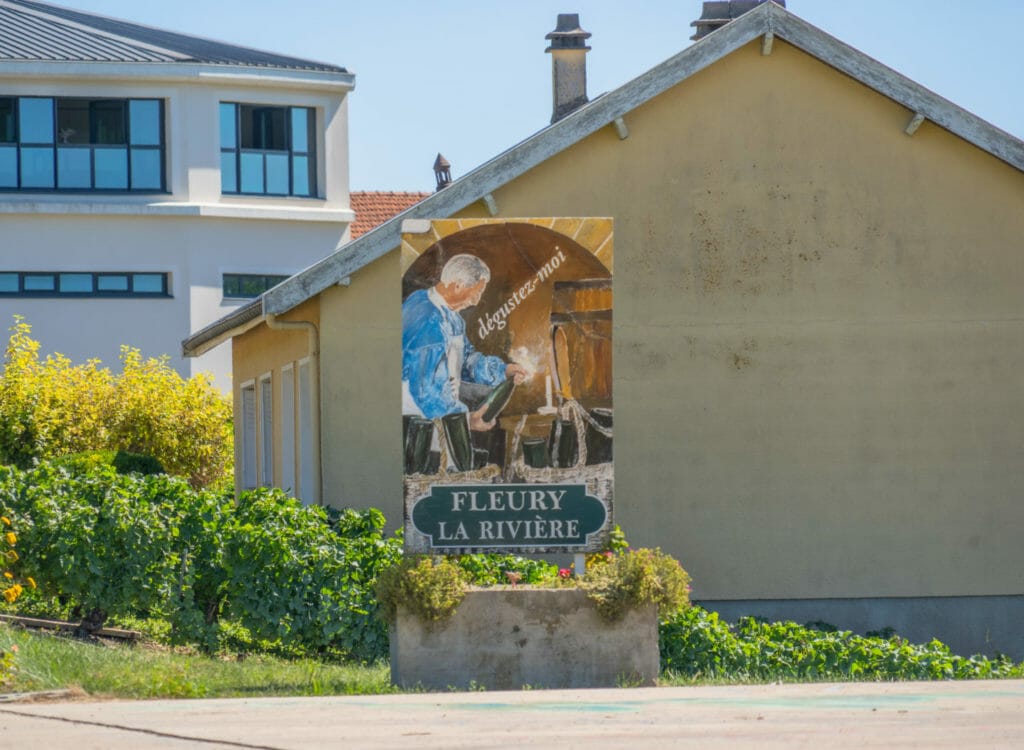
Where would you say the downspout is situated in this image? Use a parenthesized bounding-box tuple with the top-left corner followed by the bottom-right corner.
(265, 313, 323, 506)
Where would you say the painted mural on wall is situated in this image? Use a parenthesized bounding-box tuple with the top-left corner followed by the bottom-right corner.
(401, 218, 613, 554)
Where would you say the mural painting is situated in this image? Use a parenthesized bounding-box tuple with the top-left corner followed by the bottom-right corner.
(401, 218, 613, 554)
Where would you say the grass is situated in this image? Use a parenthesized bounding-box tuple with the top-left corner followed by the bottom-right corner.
(0, 624, 396, 699)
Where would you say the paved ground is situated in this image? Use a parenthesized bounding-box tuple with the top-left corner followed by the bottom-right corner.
(2, 680, 1023, 749)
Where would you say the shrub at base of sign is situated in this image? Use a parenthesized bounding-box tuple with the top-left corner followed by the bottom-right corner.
(375, 532, 691, 625)
(375, 556, 470, 623)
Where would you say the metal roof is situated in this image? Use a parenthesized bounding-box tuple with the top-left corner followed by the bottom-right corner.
(0, 0, 347, 72)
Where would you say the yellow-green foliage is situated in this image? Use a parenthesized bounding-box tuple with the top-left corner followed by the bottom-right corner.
(1, 511, 32, 685)
(0, 317, 232, 488)
(581, 547, 692, 622)
(374, 556, 469, 623)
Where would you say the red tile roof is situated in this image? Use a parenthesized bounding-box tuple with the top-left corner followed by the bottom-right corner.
(350, 191, 431, 240)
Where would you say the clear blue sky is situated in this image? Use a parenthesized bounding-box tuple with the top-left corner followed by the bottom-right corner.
(50, 0, 1024, 191)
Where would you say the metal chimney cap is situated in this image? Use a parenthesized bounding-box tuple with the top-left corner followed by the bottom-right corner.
(545, 12, 592, 43)
(433, 153, 451, 170)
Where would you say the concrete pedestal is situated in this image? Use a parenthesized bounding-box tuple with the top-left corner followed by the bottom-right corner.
(390, 587, 659, 690)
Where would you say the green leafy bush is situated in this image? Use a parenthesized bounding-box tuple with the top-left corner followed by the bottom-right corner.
(375, 556, 469, 622)
(0, 463, 400, 662)
(659, 607, 1024, 681)
(0, 317, 231, 488)
(54, 450, 165, 477)
(222, 489, 400, 660)
(455, 553, 558, 586)
(581, 547, 691, 621)
(2, 463, 213, 630)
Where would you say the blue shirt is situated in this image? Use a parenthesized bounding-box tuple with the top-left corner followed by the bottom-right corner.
(402, 288, 506, 418)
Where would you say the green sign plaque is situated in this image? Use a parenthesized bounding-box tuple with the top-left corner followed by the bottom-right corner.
(408, 483, 608, 553)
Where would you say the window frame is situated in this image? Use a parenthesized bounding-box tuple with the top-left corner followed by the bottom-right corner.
(0, 96, 166, 193)
(0, 271, 171, 298)
(222, 273, 289, 300)
(220, 102, 316, 198)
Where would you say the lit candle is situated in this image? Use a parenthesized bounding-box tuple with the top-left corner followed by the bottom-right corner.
(545, 375, 553, 406)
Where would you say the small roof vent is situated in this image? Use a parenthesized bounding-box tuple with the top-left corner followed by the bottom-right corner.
(433, 153, 452, 191)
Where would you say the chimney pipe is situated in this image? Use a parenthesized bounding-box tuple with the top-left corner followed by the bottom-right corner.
(545, 13, 591, 124)
(690, 0, 783, 41)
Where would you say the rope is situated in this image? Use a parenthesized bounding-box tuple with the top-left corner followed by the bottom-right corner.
(508, 400, 613, 471)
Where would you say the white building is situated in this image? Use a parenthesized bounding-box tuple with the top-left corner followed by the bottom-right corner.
(0, 0, 354, 388)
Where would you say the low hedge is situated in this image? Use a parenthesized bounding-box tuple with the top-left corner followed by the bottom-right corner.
(0, 463, 400, 662)
(3, 461, 1021, 679)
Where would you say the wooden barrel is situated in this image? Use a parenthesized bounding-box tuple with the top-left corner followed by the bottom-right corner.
(550, 279, 612, 408)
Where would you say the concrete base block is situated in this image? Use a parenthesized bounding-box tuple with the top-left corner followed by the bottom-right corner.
(390, 587, 659, 690)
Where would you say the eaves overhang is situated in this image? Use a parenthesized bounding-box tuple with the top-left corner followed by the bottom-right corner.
(182, 298, 263, 358)
(0, 59, 355, 92)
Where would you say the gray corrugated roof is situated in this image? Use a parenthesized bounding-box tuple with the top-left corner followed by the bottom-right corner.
(0, 0, 347, 72)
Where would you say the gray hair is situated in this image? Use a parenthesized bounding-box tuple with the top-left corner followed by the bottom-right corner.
(440, 253, 490, 287)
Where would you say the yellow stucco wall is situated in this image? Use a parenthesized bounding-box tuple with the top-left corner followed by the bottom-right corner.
(233, 298, 320, 496)
(265, 39, 1024, 600)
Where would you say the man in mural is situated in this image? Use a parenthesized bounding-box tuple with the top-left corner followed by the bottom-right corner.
(402, 253, 527, 431)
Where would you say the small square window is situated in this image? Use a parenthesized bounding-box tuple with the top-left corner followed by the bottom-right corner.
(0, 273, 18, 293)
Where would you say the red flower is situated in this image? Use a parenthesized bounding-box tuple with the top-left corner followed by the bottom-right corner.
(558, 568, 572, 578)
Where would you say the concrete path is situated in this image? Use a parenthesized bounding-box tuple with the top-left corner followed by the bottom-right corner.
(2, 680, 1023, 749)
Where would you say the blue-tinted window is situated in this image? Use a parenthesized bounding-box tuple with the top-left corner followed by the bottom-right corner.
(240, 152, 264, 193)
(0, 271, 169, 297)
(0, 145, 16, 188)
(129, 100, 160, 146)
(59, 273, 92, 293)
(265, 153, 289, 194)
(96, 274, 128, 292)
(20, 146, 54, 188)
(1, 97, 163, 192)
(94, 147, 128, 189)
(292, 156, 309, 197)
(220, 103, 316, 197)
(220, 151, 236, 193)
(57, 148, 91, 188)
(23, 274, 55, 291)
(219, 103, 236, 149)
(290, 108, 308, 152)
(132, 273, 165, 294)
(130, 148, 161, 190)
(19, 99, 54, 144)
